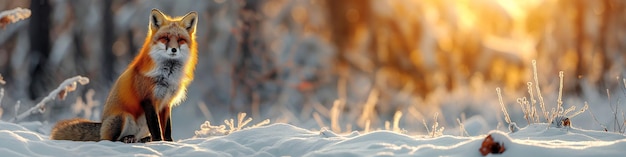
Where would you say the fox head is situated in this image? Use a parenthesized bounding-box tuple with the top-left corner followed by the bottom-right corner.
(148, 8, 198, 62)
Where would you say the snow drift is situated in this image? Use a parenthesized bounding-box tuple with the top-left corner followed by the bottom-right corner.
(1, 121, 625, 157)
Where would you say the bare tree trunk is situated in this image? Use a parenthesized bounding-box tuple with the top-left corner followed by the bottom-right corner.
(28, 0, 52, 100)
(230, 0, 269, 114)
(574, 0, 586, 95)
(598, 0, 612, 90)
(127, 30, 137, 57)
(102, 0, 115, 83)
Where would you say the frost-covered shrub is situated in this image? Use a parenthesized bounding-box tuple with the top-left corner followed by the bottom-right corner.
(497, 60, 588, 131)
(194, 113, 270, 138)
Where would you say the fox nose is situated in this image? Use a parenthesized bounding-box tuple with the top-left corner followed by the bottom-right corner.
(171, 48, 177, 53)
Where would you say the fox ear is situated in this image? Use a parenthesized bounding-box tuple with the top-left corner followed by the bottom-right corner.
(181, 11, 198, 33)
(150, 9, 166, 30)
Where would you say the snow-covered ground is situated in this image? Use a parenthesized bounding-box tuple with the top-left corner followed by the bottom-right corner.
(1, 0, 626, 156)
(1, 120, 625, 157)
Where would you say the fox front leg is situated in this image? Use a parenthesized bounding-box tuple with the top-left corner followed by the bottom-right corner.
(159, 106, 173, 141)
(141, 99, 163, 141)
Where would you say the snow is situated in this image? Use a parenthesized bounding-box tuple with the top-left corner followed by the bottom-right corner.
(1, 121, 625, 157)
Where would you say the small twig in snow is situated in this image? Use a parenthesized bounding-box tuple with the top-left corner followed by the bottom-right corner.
(0, 88, 4, 107)
(457, 118, 469, 136)
(14, 100, 20, 119)
(392, 111, 403, 133)
(586, 102, 608, 131)
(0, 88, 4, 118)
(532, 60, 548, 122)
(497, 88, 511, 125)
(0, 73, 4, 117)
(250, 119, 270, 128)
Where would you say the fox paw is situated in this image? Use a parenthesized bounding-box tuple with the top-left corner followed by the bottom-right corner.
(121, 135, 137, 143)
(138, 136, 152, 143)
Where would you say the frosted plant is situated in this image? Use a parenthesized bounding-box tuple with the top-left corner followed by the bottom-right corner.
(532, 60, 549, 122)
(548, 71, 588, 128)
(456, 118, 469, 137)
(330, 100, 344, 133)
(364, 119, 371, 133)
(423, 112, 444, 138)
(549, 71, 565, 126)
(526, 82, 540, 123)
(509, 122, 519, 133)
(601, 85, 626, 133)
(194, 121, 229, 137)
(392, 111, 407, 134)
(500, 61, 588, 129)
(194, 112, 270, 138)
(551, 103, 588, 128)
(496, 87, 517, 133)
(587, 102, 609, 132)
(517, 97, 535, 125)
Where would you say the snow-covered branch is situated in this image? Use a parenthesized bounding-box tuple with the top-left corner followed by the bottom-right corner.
(10, 75, 89, 122)
(0, 7, 31, 29)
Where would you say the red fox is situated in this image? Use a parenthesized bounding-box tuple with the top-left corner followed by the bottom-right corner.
(50, 8, 198, 143)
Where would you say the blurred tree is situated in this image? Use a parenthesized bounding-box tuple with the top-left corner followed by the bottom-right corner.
(102, 0, 115, 83)
(230, 0, 276, 113)
(573, 0, 623, 94)
(28, 0, 52, 100)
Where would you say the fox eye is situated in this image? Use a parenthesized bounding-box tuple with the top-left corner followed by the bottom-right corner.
(158, 37, 169, 43)
(178, 39, 186, 44)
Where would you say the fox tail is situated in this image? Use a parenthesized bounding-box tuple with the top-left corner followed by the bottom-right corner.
(50, 118, 101, 141)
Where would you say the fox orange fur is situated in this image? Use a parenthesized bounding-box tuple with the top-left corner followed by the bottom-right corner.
(50, 8, 198, 143)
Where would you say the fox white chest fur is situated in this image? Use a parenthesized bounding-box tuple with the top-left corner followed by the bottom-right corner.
(145, 39, 191, 110)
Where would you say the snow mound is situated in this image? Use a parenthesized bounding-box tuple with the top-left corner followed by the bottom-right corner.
(0, 121, 625, 157)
